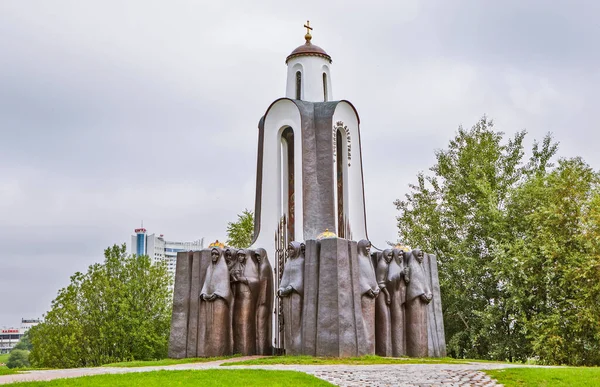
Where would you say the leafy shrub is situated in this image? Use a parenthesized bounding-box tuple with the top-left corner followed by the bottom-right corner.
(7, 349, 30, 369)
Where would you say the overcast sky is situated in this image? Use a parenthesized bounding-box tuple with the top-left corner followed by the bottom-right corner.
(1, 0, 598, 327)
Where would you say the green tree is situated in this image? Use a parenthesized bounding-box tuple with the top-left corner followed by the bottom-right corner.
(394, 117, 558, 362)
(6, 349, 30, 369)
(226, 209, 254, 248)
(29, 244, 172, 368)
(496, 158, 600, 365)
(13, 331, 32, 351)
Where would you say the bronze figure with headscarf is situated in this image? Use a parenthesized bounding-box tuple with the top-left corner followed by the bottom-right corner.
(254, 247, 274, 355)
(357, 239, 379, 354)
(405, 249, 432, 357)
(375, 248, 393, 356)
(199, 247, 232, 356)
(278, 241, 305, 355)
(230, 248, 260, 355)
(388, 248, 409, 356)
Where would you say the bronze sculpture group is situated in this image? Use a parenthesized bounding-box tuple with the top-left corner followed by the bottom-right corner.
(169, 238, 441, 358)
(199, 247, 273, 356)
(278, 240, 433, 358)
(373, 246, 433, 357)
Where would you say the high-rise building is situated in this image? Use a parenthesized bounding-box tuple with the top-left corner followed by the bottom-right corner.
(131, 228, 204, 276)
(0, 318, 41, 354)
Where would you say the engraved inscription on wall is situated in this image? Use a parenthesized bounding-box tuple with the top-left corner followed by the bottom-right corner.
(332, 121, 351, 167)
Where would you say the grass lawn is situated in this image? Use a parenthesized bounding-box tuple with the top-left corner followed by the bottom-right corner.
(0, 353, 19, 375)
(0, 368, 20, 375)
(222, 354, 475, 366)
(486, 367, 600, 387)
(7, 369, 333, 386)
(102, 356, 235, 368)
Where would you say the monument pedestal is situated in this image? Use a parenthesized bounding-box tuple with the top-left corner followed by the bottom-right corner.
(168, 250, 212, 358)
(168, 251, 193, 359)
(301, 237, 371, 357)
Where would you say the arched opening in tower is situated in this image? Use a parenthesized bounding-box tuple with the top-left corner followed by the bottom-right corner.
(323, 72, 328, 101)
(336, 129, 345, 237)
(295, 72, 302, 100)
(281, 127, 295, 240)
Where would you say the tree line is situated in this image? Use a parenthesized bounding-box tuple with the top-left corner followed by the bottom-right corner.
(28, 245, 172, 368)
(395, 117, 600, 365)
(24, 214, 253, 369)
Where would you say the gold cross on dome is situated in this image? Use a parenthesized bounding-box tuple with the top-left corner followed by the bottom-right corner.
(303, 20, 313, 41)
(304, 20, 313, 34)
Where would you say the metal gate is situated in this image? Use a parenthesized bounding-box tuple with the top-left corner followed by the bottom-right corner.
(273, 215, 289, 353)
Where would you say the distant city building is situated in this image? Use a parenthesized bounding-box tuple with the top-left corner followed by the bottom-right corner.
(130, 228, 204, 276)
(0, 318, 41, 354)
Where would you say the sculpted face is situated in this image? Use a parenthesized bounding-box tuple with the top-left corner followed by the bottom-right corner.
(365, 242, 371, 255)
(237, 251, 246, 263)
(225, 249, 236, 267)
(384, 250, 393, 263)
(211, 249, 219, 263)
(416, 250, 424, 263)
(287, 243, 295, 258)
(254, 252, 262, 263)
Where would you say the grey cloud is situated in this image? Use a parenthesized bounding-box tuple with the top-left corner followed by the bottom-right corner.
(0, 0, 598, 326)
(422, 0, 600, 67)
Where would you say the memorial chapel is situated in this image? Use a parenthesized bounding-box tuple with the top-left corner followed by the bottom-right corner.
(169, 22, 446, 359)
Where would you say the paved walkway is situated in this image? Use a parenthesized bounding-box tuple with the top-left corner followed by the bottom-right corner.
(226, 362, 521, 387)
(0, 357, 533, 386)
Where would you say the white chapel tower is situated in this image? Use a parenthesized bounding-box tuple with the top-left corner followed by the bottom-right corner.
(251, 21, 368, 252)
(284, 22, 333, 102)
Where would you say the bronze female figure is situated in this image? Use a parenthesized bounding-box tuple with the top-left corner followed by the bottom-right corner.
(375, 248, 393, 356)
(199, 247, 232, 356)
(230, 248, 260, 355)
(389, 248, 409, 357)
(254, 247, 274, 355)
(278, 241, 305, 355)
(405, 249, 433, 357)
(357, 239, 379, 353)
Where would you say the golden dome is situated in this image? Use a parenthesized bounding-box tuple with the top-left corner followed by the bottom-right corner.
(394, 243, 411, 252)
(317, 228, 337, 240)
(208, 240, 225, 249)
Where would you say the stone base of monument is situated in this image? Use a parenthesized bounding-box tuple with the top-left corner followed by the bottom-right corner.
(168, 250, 213, 358)
(168, 239, 446, 359)
(168, 250, 192, 359)
(302, 237, 370, 356)
(425, 253, 447, 357)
